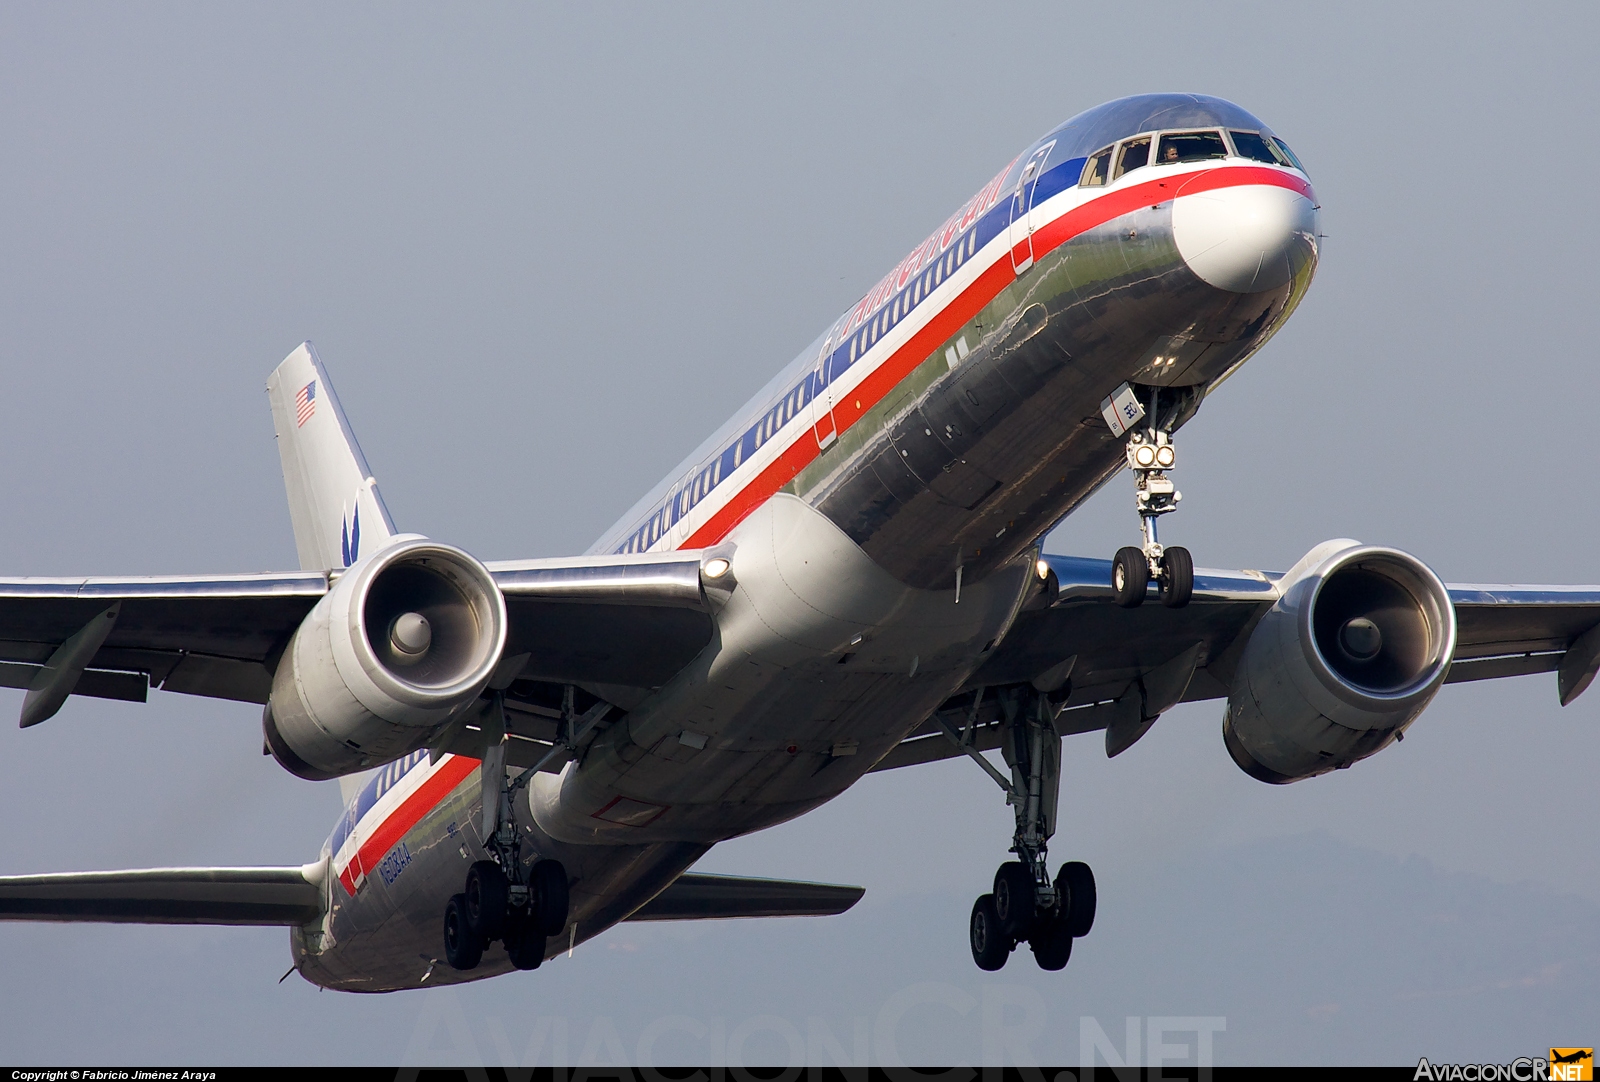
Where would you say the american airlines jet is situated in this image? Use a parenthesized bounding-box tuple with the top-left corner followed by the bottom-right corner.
(4, 93, 1596, 989)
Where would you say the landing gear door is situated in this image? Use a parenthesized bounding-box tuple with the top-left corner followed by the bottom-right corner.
(1008, 142, 1055, 274)
(811, 332, 839, 452)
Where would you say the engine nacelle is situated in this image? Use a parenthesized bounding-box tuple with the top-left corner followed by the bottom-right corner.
(1223, 539, 1456, 784)
(264, 537, 507, 780)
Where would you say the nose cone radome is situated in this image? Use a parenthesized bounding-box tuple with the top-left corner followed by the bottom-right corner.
(1172, 184, 1318, 293)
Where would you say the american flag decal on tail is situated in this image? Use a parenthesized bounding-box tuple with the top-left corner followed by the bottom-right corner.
(295, 380, 317, 427)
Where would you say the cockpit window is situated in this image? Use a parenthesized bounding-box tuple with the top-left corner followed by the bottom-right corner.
(1081, 146, 1112, 187)
(1156, 130, 1228, 164)
(1271, 137, 1308, 174)
(1228, 130, 1281, 165)
(1114, 136, 1150, 180)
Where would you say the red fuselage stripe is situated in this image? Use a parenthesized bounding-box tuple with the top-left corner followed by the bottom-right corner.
(338, 753, 480, 895)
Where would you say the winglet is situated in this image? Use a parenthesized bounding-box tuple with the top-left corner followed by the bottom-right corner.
(266, 343, 398, 571)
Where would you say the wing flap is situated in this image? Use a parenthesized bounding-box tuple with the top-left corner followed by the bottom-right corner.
(624, 873, 864, 921)
(0, 865, 324, 926)
(158, 653, 273, 703)
(0, 660, 148, 703)
(1445, 652, 1563, 684)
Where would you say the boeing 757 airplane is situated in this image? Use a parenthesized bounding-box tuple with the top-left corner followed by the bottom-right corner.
(3, 93, 1597, 990)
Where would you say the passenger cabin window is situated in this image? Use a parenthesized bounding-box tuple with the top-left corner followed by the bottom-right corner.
(1081, 146, 1112, 187)
(1228, 130, 1282, 165)
(1157, 130, 1227, 164)
(1114, 136, 1150, 180)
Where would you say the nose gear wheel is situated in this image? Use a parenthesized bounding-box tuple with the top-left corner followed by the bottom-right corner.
(1110, 386, 1193, 609)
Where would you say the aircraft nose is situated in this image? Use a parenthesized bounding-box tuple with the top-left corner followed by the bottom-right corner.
(1172, 183, 1317, 293)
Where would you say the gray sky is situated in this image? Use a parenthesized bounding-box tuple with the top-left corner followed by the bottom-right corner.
(1, 1, 1596, 1067)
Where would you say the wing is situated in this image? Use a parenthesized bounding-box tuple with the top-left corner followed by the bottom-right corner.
(623, 873, 865, 921)
(0, 572, 329, 714)
(0, 865, 323, 925)
(0, 550, 715, 729)
(1443, 582, 1600, 701)
(872, 554, 1600, 772)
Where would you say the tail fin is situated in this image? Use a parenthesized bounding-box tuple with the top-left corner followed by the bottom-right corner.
(266, 343, 398, 571)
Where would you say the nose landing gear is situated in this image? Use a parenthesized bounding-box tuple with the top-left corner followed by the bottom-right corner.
(1104, 386, 1193, 609)
(935, 686, 1097, 971)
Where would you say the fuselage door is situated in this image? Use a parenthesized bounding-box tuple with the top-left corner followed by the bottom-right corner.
(1008, 142, 1055, 274)
(811, 332, 839, 452)
(669, 468, 695, 548)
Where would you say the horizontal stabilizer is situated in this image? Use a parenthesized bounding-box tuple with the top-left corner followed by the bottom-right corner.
(0, 865, 323, 926)
(625, 872, 864, 921)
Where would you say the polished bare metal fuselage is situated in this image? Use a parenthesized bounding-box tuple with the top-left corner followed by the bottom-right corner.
(295, 94, 1319, 991)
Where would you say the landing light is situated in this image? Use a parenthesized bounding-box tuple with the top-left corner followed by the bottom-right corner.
(703, 557, 732, 579)
(1133, 444, 1157, 468)
(1155, 445, 1175, 468)
(1035, 558, 1050, 581)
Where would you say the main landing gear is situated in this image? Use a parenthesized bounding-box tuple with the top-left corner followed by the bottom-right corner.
(1111, 389, 1192, 609)
(935, 687, 1097, 972)
(443, 857, 568, 972)
(442, 693, 575, 973)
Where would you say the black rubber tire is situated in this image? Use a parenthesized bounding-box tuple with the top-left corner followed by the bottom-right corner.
(969, 894, 1010, 971)
(502, 911, 545, 971)
(531, 859, 570, 937)
(1161, 546, 1194, 609)
(992, 861, 1036, 941)
(1058, 861, 1097, 938)
(1029, 916, 1074, 971)
(443, 893, 483, 971)
(1112, 547, 1149, 608)
(464, 860, 509, 942)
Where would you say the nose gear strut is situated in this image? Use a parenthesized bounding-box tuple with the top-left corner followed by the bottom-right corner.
(1105, 384, 1193, 609)
(933, 685, 1097, 971)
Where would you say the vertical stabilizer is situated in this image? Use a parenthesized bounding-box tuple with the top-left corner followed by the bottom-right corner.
(267, 343, 399, 571)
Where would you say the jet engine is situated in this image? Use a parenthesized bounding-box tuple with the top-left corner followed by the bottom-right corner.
(1223, 540, 1456, 784)
(263, 537, 507, 780)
